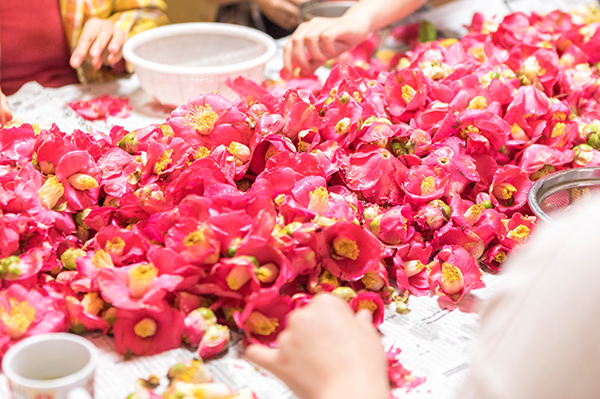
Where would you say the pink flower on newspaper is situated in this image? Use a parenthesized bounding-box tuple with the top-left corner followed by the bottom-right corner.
(429, 245, 484, 303)
(234, 290, 291, 346)
(368, 205, 415, 245)
(164, 219, 221, 266)
(394, 237, 433, 297)
(93, 225, 147, 265)
(385, 69, 428, 120)
(0, 124, 36, 163)
(67, 94, 131, 121)
(386, 346, 426, 390)
(402, 165, 448, 204)
(55, 150, 102, 211)
(168, 93, 250, 148)
(97, 263, 183, 311)
(518, 144, 574, 178)
(0, 284, 67, 355)
(499, 212, 537, 250)
(319, 221, 381, 280)
(345, 145, 407, 205)
(489, 165, 533, 214)
(349, 291, 385, 327)
(113, 303, 184, 356)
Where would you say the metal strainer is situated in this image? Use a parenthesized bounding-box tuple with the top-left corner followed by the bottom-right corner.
(528, 167, 600, 224)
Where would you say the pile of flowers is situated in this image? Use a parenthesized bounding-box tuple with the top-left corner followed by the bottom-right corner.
(1, 9, 600, 379)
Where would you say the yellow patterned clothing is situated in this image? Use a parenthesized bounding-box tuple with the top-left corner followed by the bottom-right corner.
(59, 0, 169, 83)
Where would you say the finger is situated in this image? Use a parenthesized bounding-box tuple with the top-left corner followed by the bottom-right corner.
(0, 96, 13, 127)
(70, 19, 101, 69)
(285, 22, 313, 75)
(107, 30, 126, 65)
(245, 344, 280, 370)
(90, 25, 114, 71)
(355, 309, 374, 326)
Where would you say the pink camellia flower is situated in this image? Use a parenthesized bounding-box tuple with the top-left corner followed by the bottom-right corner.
(385, 69, 428, 121)
(168, 93, 251, 149)
(197, 324, 231, 359)
(65, 293, 110, 334)
(402, 165, 449, 204)
(348, 291, 385, 327)
(489, 165, 533, 214)
(113, 302, 184, 356)
(183, 307, 216, 346)
(505, 45, 559, 95)
(318, 221, 381, 280)
(164, 158, 236, 204)
(394, 237, 433, 297)
(368, 205, 415, 245)
(67, 94, 131, 121)
(499, 212, 537, 250)
(233, 290, 291, 346)
(429, 245, 485, 303)
(93, 225, 147, 266)
(0, 213, 20, 258)
(517, 144, 574, 179)
(0, 284, 68, 356)
(54, 150, 102, 211)
(0, 124, 36, 163)
(345, 145, 408, 205)
(481, 244, 511, 272)
(97, 263, 183, 311)
(506, 85, 551, 119)
(210, 256, 261, 299)
(164, 219, 221, 266)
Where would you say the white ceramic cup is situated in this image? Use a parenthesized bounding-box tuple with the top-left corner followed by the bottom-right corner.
(2, 333, 97, 399)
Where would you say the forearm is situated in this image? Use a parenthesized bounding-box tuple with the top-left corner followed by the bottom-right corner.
(344, 0, 428, 32)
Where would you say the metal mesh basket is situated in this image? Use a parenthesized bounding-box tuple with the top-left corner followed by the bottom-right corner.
(123, 23, 277, 106)
(300, 0, 358, 20)
(528, 167, 600, 224)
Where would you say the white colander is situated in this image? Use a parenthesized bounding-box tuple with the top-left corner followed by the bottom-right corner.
(122, 23, 277, 106)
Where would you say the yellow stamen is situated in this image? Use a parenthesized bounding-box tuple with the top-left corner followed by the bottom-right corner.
(332, 236, 360, 261)
(361, 271, 384, 291)
(0, 298, 36, 339)
(469, 47, 487, 63)
(467, 96, 488, 110)
(256, 263, 279, 284)
(308, 186, 329, 214)
(439, 38, 458, 47)
(405, 260, 425, 278)
(494, 251, 507, 263)
(38, 175, 64, 209)
(81, 292, 104, 316)
(226, 265, 252, 291)
(335, 117, 351, 135)
(244, 311, 279, 336)
(464, 204, 484, 224)
(154, 149, 173, 175)
(420, 176, 437, 196)
(357, 299, 378, 314)
(553, 112, 567, 121)
(129, 264, 159, 298)
(183, 104, 218, 135)
(67, 173, 99, 191)
(401, 85, 417, 104)
(159, 124, 174, 137)
(105, 237, 126, 257)
(441, 262, 464, 295)
(92, 249, 114, 269)
(227, 142, 251, 165)
(183, 228, 206, 247)
(274, 194, 285, 207)
(134, 318, 158, 338)
(511, 124, 528, 141)
(460, 125, 480, 139)
(194, 147, 211, 159)
(507, 225, 530, 242)
(264, 144, 279, 161)
(320, 270, 339, 287)
(493, 183, 517, 201)
(551, 122, 566, 138)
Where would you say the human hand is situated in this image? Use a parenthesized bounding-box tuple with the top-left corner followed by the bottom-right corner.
(254, 0, 307, 31)
(283, 14, 371, 77)
(245, 294, 389, 399)
(70, 18, 127, 71)
(0, 88, 13, 127)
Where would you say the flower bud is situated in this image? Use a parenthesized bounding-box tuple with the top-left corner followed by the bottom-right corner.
(361, 271, 385, 291)
(331, 286, 357, 302)
(38, 175, 64, 209)
(117, 131, 139, 154)
(255, 262, 279, 284)
(68, 173, 99, 190)
(0, 255, 21, 280)
(60, 248, 87, 270)
(167, 359, 213, 384)
(198, 324, 230, 359)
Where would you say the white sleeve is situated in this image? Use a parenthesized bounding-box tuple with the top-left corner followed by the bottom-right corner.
(457, 196, 600, 399)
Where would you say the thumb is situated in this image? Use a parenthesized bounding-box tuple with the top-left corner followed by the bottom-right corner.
(245, 344, 280, 370)
(355, 309, 374, 329)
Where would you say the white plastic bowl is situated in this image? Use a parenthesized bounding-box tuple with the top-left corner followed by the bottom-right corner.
(123, 23, 277, 106)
